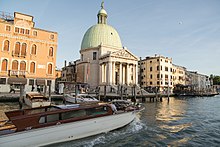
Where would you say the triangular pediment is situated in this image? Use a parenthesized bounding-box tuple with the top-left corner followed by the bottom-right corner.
(110, 49, 138, 60)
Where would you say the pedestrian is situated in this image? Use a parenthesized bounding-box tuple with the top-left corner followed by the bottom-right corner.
(9, 84, 15, 93)
(37, 85, 40, 93)
(31, 85, 35, 91)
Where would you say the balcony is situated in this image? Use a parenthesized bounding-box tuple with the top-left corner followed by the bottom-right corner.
(12, 51, 26, 58)
(8, 70, 26, 77)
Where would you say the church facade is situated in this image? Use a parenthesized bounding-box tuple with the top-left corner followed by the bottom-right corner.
(76, 3, 138, 89)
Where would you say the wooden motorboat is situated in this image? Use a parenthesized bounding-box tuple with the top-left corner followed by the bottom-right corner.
(24, 92, 51, 108)
(0, 102, 142, 146)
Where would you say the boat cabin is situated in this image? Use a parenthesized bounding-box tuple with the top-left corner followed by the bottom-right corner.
(1, 103, 113, 133)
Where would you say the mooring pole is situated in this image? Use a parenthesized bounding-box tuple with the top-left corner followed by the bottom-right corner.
(48, 84, 51, 102)
(134, 85, 136, 103)
(19, 84, 25, 109)
(121, 85, 123, 100)
(104, 85, 107, 101)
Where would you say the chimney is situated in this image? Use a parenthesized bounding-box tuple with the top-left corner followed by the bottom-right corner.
(64, 60, 66, 68)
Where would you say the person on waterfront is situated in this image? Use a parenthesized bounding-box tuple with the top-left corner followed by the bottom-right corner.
(31, 85, 35, 92)
(37, 85, 40, 93)
(9, 84, 15, 93)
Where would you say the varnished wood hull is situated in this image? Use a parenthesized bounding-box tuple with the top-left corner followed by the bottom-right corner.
(0, 111, 136, 147)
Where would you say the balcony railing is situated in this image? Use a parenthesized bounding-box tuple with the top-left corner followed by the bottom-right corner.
(8, 70, 26, 77)
(12, 50, 26, 58)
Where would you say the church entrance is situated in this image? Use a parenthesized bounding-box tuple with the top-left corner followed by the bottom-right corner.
(115, 72, 119, 85)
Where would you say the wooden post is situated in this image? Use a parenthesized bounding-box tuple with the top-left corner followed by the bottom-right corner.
(75, 84, 78, 104)
(104, 85, 107, 101)
(133, 85, 136, 103)
(48, 84, 51, 102)
(19, 84, 25, 109)
(44, 85, 47, 97)
(121, 85, 123, 100)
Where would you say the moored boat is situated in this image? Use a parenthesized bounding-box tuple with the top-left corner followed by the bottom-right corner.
(64, 93, 99, 103)
(0, 102, 142, 146)
(24, 92, 51, 108)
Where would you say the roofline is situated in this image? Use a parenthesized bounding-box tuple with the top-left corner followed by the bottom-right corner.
(14, 12, 33, 21)
(34, 28, 58, 34)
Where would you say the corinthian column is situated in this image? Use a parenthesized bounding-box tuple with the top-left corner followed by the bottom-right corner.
(119, 63, 122, 84)
(112, 61, 115, 85)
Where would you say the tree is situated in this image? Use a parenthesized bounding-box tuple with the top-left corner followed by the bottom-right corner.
(211, 75, 220, 85)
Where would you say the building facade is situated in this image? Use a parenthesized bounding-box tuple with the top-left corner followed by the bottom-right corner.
(0, 12, 57, 92)
(139, 55, 173, 93)
(61, 60, 77, 82)
(76, 3, 138, 89)
(185, 71, 211, 93)
(172, 64, 186, 86)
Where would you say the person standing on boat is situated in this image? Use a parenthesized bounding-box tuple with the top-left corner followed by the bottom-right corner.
(9, 84, 15, 93)
(110, 103, 117, 113)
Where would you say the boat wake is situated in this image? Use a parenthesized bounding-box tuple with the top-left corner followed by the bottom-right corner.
(54, 117, 147, 147)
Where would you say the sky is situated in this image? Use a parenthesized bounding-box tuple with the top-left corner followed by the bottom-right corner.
(1, 0, 220, 75)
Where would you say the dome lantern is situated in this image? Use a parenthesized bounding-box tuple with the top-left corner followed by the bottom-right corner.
(80, 2, 122, 50)
(97, 1, 107, 24)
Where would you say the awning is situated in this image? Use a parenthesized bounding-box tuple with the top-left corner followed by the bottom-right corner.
(8, 77, 27, 84)
(36, 79, 46, 85)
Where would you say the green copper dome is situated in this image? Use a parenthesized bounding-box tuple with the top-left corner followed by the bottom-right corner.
(81, 24, 122, 50)
(80, 2, 122, 50)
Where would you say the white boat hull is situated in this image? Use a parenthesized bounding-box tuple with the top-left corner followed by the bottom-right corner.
(64, 94, 98, 103)
(24, 97, 51, 108)
(0, 111, 136, 147)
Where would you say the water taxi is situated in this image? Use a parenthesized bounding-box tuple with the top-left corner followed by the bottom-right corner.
(0, 102, 141, 146)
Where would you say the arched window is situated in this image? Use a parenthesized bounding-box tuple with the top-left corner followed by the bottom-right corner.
(31, 44, 37, 55)
(30, 62, 35, 73)
(1, 59, 8, 71)
(21, 43, 27, 56)
(12, 60, 18, 71)
(48, 63, 52, 75)
(20, 61, 26, 71)
(15, 42, 20, 55)
(3, 40, 10, 51)
(49, 47, 53, 57)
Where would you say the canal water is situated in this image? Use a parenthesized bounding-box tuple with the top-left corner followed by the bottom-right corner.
(1, 95, 220, 146)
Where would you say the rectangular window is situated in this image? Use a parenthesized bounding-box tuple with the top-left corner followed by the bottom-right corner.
(81, 54, 83, 61)
(150, 74, 153, 79)
(47, 80, 51, 86)
(150, 81, 152, 85)
(29, 79, 34, 85)
(20, 28, 25, 34)
(62, 110, 86, 120)
(157, 66, 159, 71)
(0, 78, 6, 84)
(93, 52, 97, 60)
(6, 25, 11, 31)
(25, 29, 30, 35)
(161, 66, 162, 70)
(157, 81, 160, 85)
(157, 74, 160, 79)
(39, 114, 60, 124)
(150, 67, 152, 72)
(15, 27, 19, 33)
(33, 31, 37, 36)
(165, 67, 168, 71)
